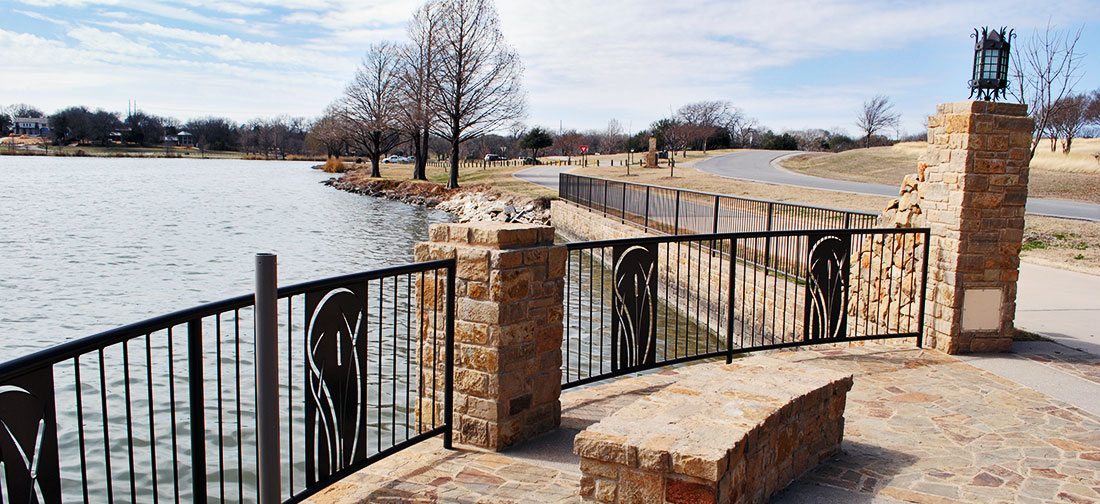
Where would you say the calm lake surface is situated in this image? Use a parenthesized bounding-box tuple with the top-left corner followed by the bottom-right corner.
(0, 156, 448, 363)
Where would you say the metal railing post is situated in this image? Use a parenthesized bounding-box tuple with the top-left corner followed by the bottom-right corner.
(255, 253, 281, 504)
(674, 191, 681, 235)
(643, 186, 651, 232)
(763, 202, 774, 272)
(443, 263, 456, 449)
(726, 238, 738, 364)
(621, 183, 627, 224)
(187, 319, 208, 504)
(603, 181, 609, 217)
(916, 230, 931, 348)
(712, 195, 720, 234)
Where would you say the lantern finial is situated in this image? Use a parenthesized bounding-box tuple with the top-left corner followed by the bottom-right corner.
(969, 26, 1015, 101)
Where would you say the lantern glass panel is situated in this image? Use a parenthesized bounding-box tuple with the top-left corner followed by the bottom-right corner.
(982, 49, 999, 80)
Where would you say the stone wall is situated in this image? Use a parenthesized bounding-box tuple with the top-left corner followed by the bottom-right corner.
(853, 101, 1033, 354)
(574, 356, 854, 503)
(415, 222, 567, 450)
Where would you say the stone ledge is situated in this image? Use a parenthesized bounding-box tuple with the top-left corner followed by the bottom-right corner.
(575, 356, 853, 503)
(429, 222, 554, 249)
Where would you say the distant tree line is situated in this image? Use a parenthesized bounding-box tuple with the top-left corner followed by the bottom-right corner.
(1, 103, 312, 159)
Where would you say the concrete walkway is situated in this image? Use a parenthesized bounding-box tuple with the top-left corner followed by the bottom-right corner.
(312, 346, 1100, 504)
(695, 150, 1100, 222)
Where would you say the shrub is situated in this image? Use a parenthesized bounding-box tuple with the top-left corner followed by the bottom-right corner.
(322, 156, 346, 173)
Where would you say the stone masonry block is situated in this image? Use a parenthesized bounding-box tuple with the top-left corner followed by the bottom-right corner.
(417, 221, 565, 451)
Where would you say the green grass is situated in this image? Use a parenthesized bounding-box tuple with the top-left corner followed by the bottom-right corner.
(1021, 239, 1048, 251)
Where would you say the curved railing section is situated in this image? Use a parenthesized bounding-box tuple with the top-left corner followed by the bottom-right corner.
(0, 258, 455, 504)
(561, 228, 930, 389)
(559, 173, 880, 234)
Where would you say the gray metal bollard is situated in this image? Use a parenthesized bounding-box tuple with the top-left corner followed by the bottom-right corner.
(255, 253, 281, 504)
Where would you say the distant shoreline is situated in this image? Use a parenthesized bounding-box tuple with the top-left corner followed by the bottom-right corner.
(0, 146, 325, 161)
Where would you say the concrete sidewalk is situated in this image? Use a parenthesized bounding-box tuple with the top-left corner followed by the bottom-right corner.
(1016, 262, 1100, 355)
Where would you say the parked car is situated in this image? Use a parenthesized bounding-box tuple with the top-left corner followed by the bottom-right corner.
(484, 153, 506, 161)
(382, 155, 415, 163)
(523, 157, 541, 165)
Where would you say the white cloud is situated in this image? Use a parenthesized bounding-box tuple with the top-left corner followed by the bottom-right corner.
(67, 26, 158, 56)
(3, 0, 1098, 132)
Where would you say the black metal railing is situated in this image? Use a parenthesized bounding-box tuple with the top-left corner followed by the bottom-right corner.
(559, 173, 880, 234)
(561, 228, 930, 388)
(0, 257, 455, 504)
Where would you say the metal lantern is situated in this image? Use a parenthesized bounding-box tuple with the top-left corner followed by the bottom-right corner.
(969, 27, 1014, 101)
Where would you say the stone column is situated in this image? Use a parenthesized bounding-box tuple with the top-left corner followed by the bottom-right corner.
(645, 136, 658, 168)
(415, 221, 566, 450)
(918, 101, 1034, 353)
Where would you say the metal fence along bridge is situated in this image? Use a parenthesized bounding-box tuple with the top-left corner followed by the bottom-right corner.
(0, 175, 929, 503)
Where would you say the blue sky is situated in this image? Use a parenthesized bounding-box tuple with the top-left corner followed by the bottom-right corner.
(1, 0, 1097, 137)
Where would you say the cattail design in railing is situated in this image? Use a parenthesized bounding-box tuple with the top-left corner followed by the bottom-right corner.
(804, 234, 850, 341)
(0, 373, 60, 504)
(305, 286, 367, 485)
(611, 244, 658, 371)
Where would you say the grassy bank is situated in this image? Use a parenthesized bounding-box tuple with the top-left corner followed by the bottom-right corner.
(781, 139, 1100, 204)
(335, 160, 556, 198)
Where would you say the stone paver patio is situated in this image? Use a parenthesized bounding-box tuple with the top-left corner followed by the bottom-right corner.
(310, 345, 1100, 503)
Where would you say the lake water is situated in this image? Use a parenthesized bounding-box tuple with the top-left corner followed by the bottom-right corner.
(0, 156, 448, 363)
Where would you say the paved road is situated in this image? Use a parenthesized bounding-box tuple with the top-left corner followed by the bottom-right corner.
(696, 150, 1100, 222)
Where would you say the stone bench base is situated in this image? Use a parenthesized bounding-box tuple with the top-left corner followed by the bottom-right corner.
(574, 356, 854, 504)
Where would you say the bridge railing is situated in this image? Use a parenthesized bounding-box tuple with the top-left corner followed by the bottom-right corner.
(559, 173, 880, 234)
(0, 256, 455, 504)
(561, 228, 930, 388)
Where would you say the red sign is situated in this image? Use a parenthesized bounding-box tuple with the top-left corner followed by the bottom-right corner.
(580, 145, 589, 154)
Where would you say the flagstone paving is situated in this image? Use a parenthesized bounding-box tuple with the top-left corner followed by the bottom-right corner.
(310, 345, 1100, 503)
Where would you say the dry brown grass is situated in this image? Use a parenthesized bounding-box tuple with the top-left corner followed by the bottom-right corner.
(571, 162, 891, 212)
(571, 160, 1100, 275)
(347, 161, 556, 199)
(321, 157, 346, 173)
(781, 140, 1100, 204)
(1021, 216, 1100, 274)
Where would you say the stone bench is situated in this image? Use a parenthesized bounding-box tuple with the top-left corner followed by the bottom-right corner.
(573, 356, 854, 504)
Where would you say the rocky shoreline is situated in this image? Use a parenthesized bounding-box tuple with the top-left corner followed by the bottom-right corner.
(323, 173, 551, 225)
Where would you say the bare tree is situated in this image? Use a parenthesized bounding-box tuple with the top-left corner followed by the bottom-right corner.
(855, 95, 901, 146)
(307, 107, 350, 158)
(432, 0, 526, 188)
(1009, 23, 1084, 160)
(601, 119, 625, 154)
(342, 42, 403, 177)
(8, 103, 44, 118)
(677, 100, 730, 154)
(723, 110, 758, 148)
(1048, 92, 1096, 154)
(398, 0, 443, 180)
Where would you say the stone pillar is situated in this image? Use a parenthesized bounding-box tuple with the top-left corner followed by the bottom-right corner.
(918, 101, 1034, 353)
(415, 221, 566, 450)
(645, 136, 658, 168)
